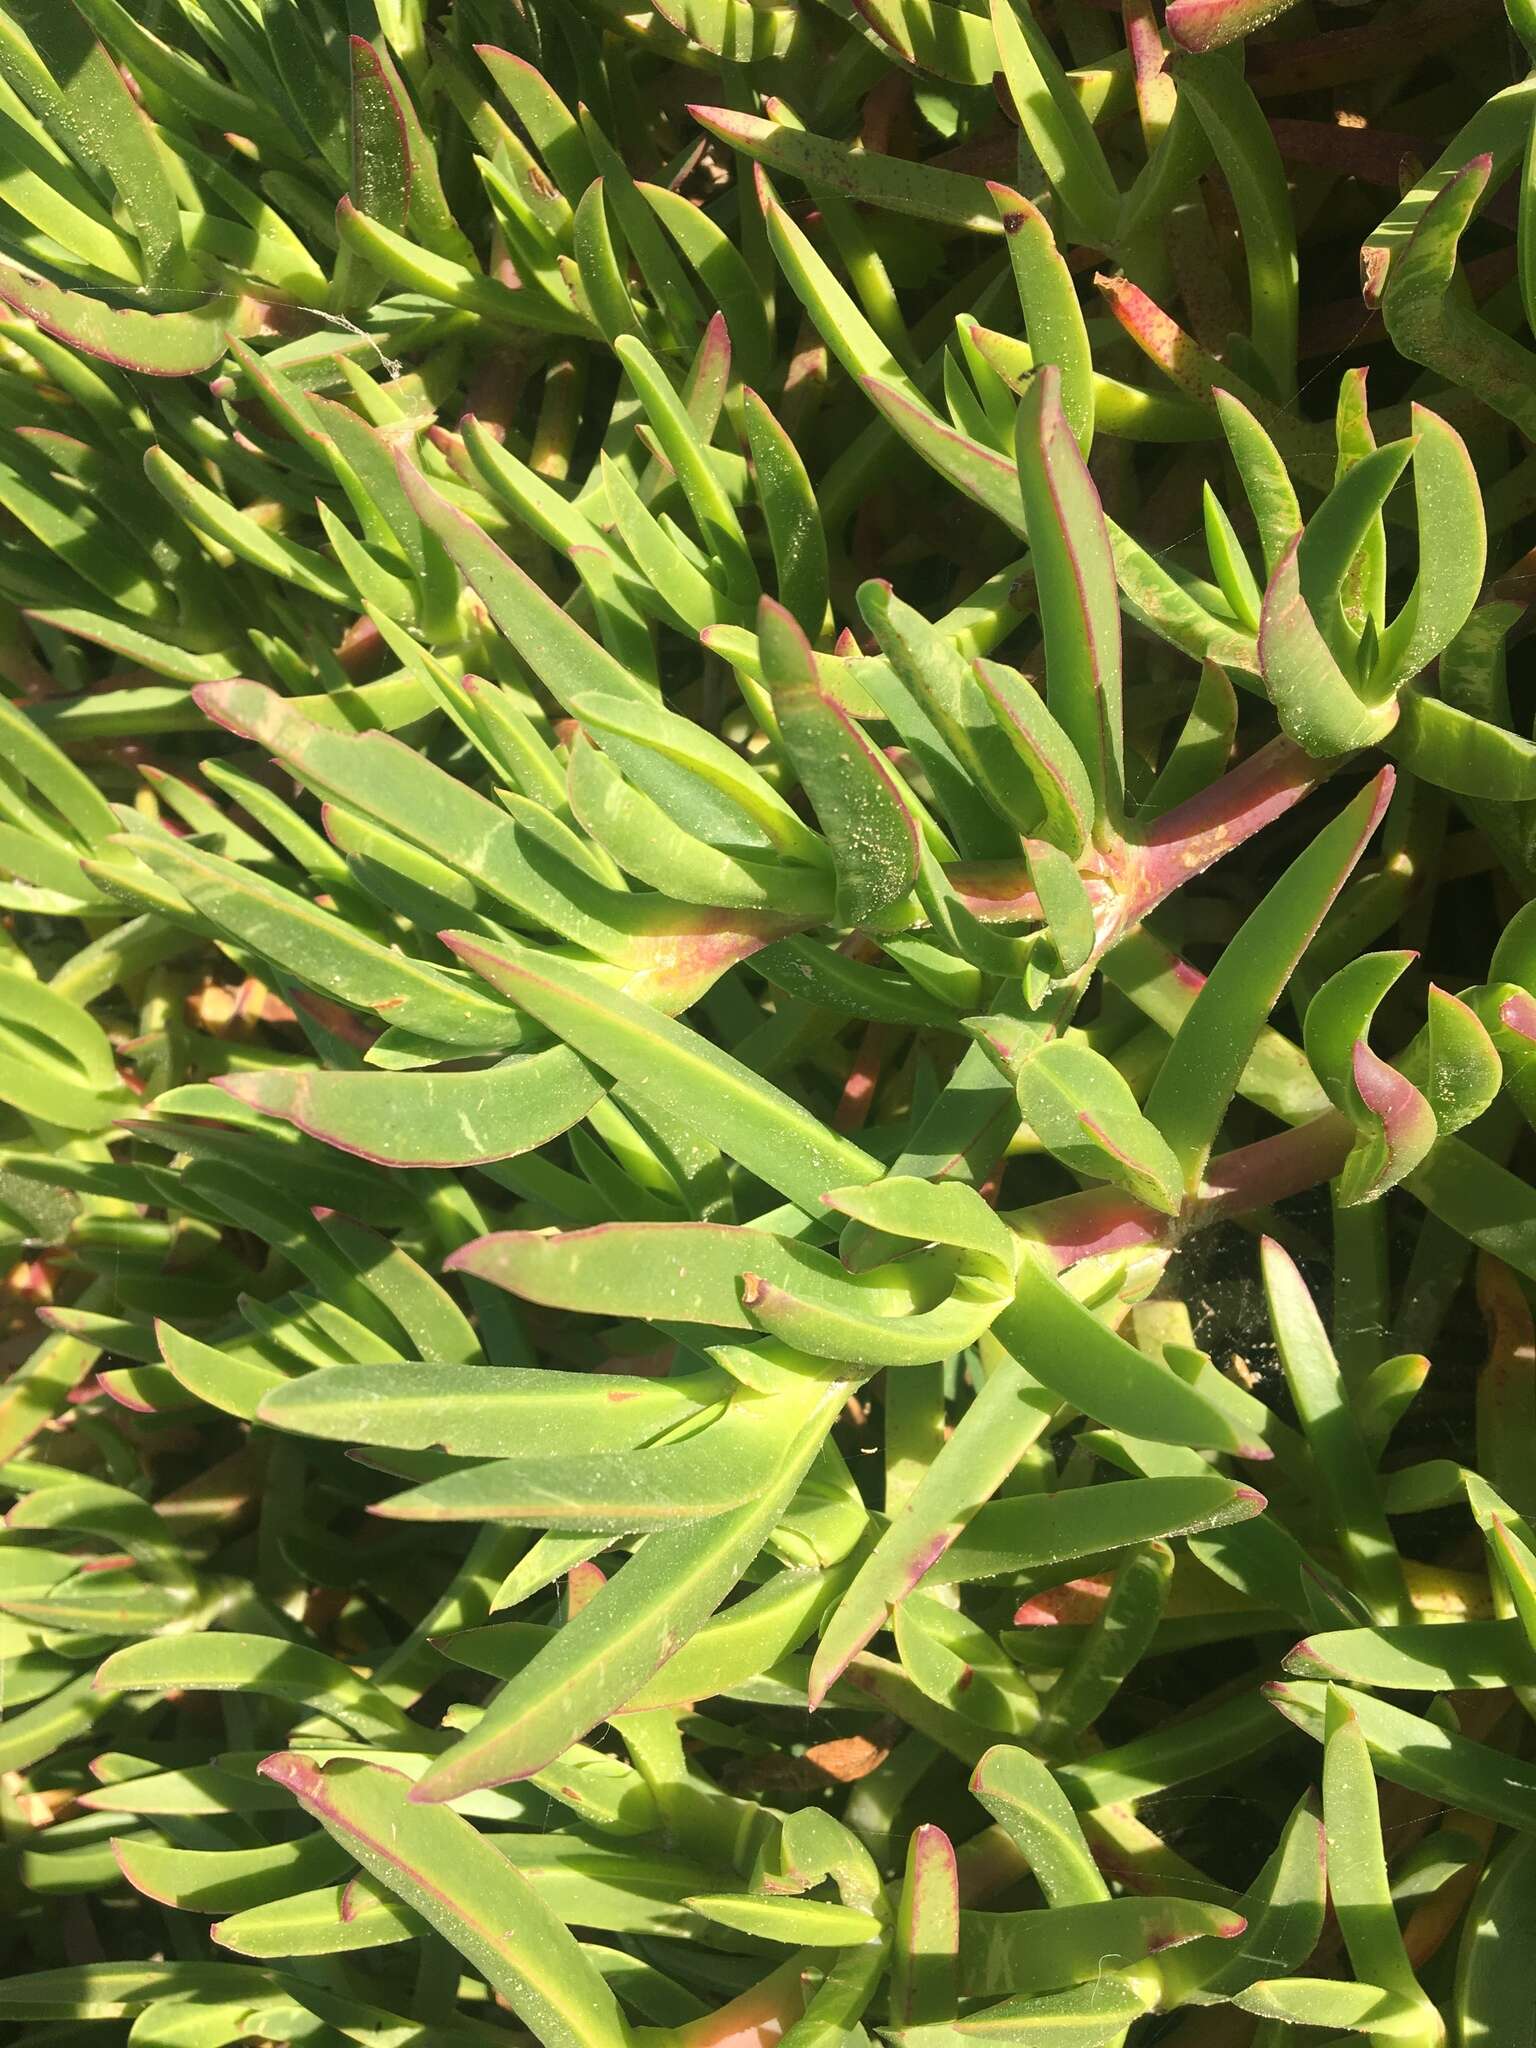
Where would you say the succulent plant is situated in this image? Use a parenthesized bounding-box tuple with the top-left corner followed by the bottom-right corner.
(4, 3, 1536, 2045)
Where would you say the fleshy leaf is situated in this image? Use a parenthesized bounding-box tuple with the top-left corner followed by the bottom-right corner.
(219, 1051, 604, 1168)
(1167, 0, 1305, 50)
(761, 597, 919, 927)
(1013, 1040, 1184, 1213)
(987, 0, 1121, 247)
(991, 1253, 1269, 1457)
(1258, 537, 1398, 756)
(1381, 154, 1536, 443)
(1013, 366, 1123, 822)
(1261, 1239, 1409, 1622)
(990, 182, 1093, 452)
(890, 1825, 960, 2027)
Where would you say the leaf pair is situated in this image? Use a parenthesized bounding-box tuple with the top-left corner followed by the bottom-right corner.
(1256, 398, 1506, 791)
(1304, 955, 1499, 1205)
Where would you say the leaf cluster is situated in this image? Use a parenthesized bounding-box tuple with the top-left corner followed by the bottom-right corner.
(2, 3, 1536, 2045)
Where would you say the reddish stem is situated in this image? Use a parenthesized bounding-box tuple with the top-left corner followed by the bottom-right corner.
(1019, 1110, 1354, 1267)
(1120, 737, 1333, 925)
(1245, 0, 1500, 95)
(935, 740, 1328, 999)
(835, 1023, 889, 1133)
(1023, 1185, 1171, 1266)
(1268, 118, 1427, 190)
(1194, 1111, 1353, 1225)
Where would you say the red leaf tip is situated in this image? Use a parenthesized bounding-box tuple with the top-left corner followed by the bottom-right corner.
(255, 1750, 322, 1794)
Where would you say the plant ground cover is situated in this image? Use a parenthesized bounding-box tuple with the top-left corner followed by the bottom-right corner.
(5, 1, 1536, 2042)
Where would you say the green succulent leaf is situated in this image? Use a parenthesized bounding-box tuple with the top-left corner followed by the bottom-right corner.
(1013, 1039, 1184, 1213)
(1456, 1834, 1536, 2047)
(1014, 365, 1123, 822)
(263, 1754, 630, 2048)
(987, 0, 1121, 248)
(762, 598, 920, 927)
(991, 1253, 1270, 1456)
